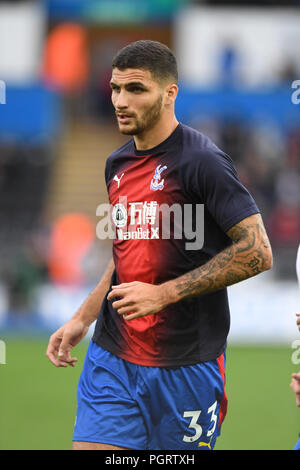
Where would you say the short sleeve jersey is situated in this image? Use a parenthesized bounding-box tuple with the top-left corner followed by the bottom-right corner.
(92, 123, 259, 367)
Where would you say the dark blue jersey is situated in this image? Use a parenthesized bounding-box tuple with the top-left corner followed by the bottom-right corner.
(92, 123, 259, 366)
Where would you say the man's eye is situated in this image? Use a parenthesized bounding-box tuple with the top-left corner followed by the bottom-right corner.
(131, 87, 143, 93)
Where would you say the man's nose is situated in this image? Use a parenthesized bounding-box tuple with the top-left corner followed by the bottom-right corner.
(114, 90, 128, 109)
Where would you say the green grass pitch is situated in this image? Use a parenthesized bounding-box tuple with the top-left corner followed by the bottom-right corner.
(0, 337, 299, 450)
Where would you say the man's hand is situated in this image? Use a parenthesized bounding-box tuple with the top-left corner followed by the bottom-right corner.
(107, 281, 172, 321)
(46, 258, 115, 367)
(290, 372, 300, 407)
(296, 313, 300, 332)
(46, 318, 89, 367)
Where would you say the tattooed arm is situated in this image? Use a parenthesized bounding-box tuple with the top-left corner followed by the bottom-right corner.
(167, 213, 273, 302)
(107, 213, 273, 320)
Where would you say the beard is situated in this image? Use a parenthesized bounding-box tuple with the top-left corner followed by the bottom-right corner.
(116, 94, 163, 136)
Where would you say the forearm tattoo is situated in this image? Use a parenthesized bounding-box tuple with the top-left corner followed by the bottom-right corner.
(174, 215, 272, 300)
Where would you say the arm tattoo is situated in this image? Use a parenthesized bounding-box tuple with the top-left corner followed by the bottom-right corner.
(173, 214, 273, 300)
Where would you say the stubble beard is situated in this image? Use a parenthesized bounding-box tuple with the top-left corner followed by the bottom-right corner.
(117, 94, 163, 136)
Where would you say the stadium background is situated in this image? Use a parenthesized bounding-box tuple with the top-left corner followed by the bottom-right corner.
(0, 0, 299, 450)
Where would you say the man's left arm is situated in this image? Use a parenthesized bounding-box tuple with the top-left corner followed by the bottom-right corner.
(107, 213, 273, 320)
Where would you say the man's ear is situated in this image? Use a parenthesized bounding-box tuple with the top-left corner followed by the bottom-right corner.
(165, 83, 178, 105)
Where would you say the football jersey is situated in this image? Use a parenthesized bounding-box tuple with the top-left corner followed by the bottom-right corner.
(92, 123, 259, 367)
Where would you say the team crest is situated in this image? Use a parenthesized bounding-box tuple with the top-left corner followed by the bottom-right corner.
(150, 164, 167, 191)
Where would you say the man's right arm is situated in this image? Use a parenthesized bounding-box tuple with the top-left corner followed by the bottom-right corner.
(46, 258, 115, 367)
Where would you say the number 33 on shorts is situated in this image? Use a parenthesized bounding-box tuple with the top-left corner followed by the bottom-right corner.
(182, 401, 218, 449)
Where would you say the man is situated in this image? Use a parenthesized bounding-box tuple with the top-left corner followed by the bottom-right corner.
(290, 243, 300, 450)
(46, 40, 273, 450)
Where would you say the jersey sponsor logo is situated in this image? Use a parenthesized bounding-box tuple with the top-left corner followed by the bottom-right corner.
(117, 226, 159, 240)
(113, 172, 124, 189)
(96, 197, 205, 250)
(129, 201, 158, 226)
(116, 201, 159, 240)
(150, 164, 167, 191)
(112, 203, 127, 228)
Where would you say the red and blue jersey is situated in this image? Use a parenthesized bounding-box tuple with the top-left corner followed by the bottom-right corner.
(92, 123, 259, 366)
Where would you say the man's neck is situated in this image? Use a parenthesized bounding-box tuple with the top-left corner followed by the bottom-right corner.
(134, 116, 179, 151)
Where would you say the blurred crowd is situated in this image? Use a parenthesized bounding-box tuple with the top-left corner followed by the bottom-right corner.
(213, 119, 300, 278)
(195, 117, 300, 250)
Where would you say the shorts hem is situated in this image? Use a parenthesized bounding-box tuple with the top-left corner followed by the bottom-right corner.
(72, 436, 146, 450)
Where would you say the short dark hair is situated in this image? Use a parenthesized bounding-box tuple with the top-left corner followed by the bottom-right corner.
(112, 40, 178, 84)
